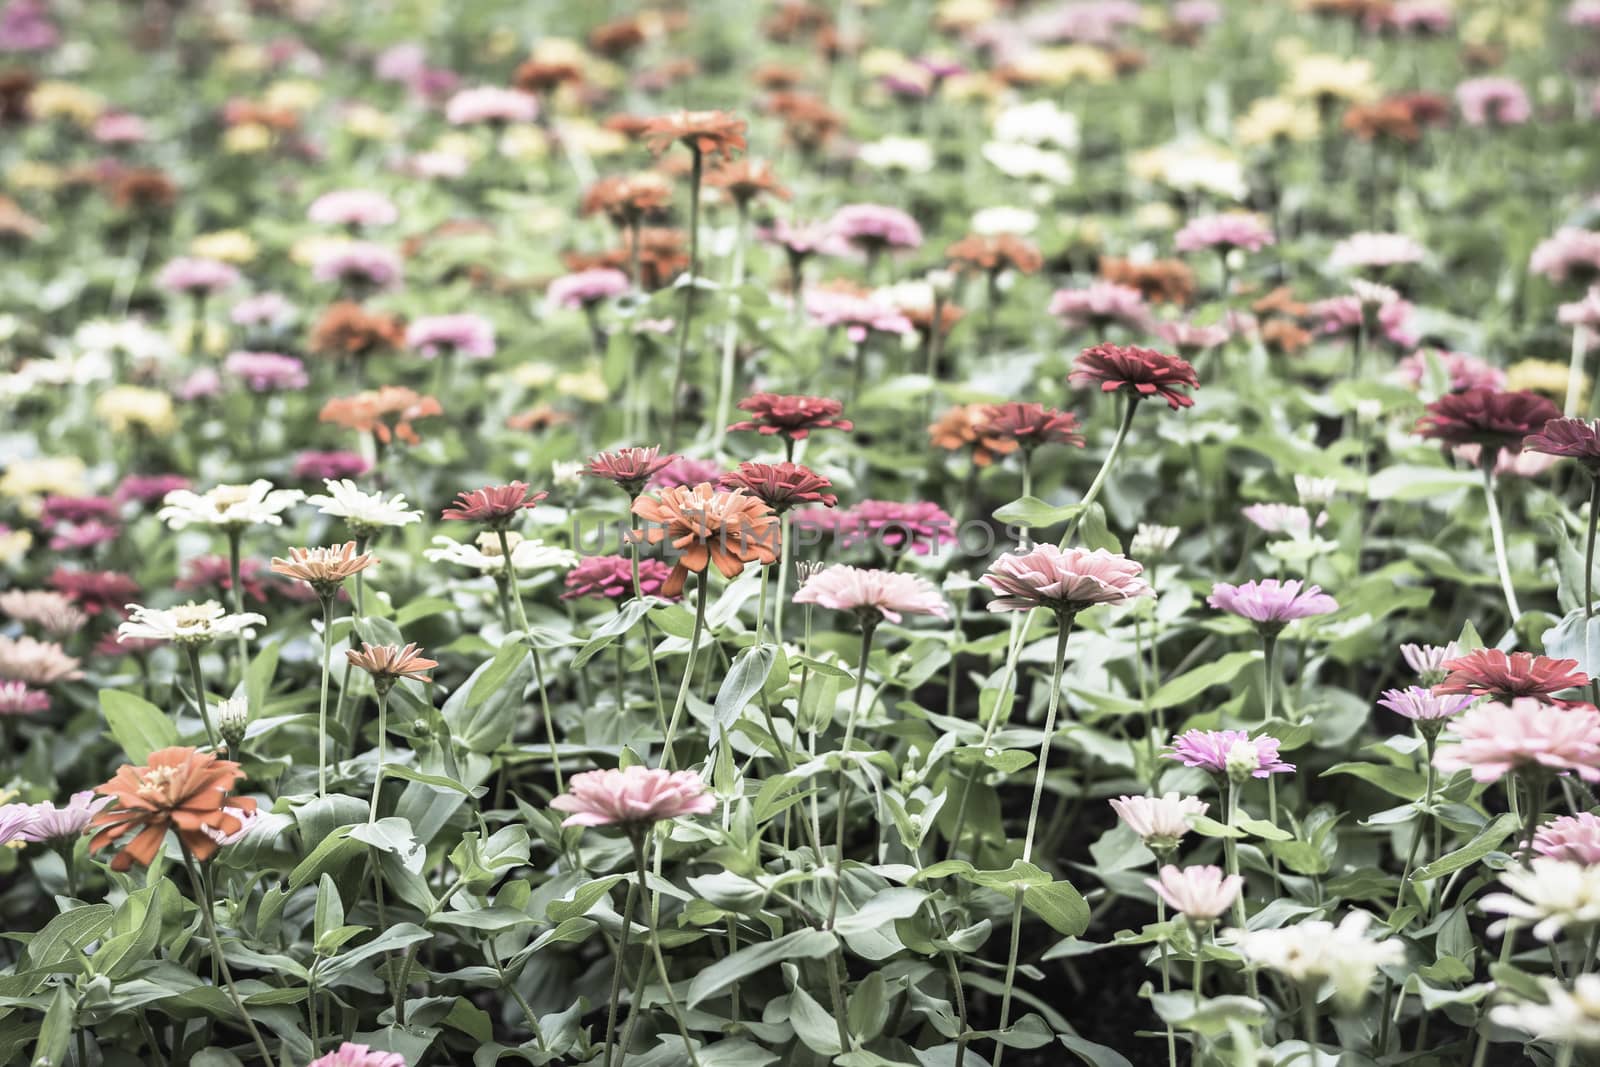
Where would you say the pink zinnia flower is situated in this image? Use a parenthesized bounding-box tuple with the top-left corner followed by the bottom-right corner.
(1433, 698, 1600, 783)
(307, 189, 399, 229)
(719, 461, 837, 512)
(440, 482, 548, 527)
(832, 499, 956, 556)
(1378, 686, 1474, 722)
(550, 766, 715, 828)
(1167, 728, 1295, 777)
(0, 681, 49, 715)
(1208, 579, 1338, 631)
(828, 203, 923, 254)
(1329, 232, 1426, 272)
(1531, 229, 1600, 286)
(1174, 213, 1274, 254)
(49, 521, 120, 552)
(585, 446, 679, 496)
(1534, 813, 1600, 865)
(563, 556, 676, 601)
(311, 242, 402, 290)
(156, 257, 240, 297)
(293, 451, 371, 482)
(802, 287, 914, 342)
(445, 86, 538, 126)
(20, 790, 111, 841)
(306, 1043, 408, 1067)
(406, 314, 496, 360)
(115, 474, 191, 507)
(648, 457, 725, 490)
(1559, 289, 1600, 329)
(39, 495, 118, 527)
(1049, 282, 1151, 335)
(982, 544, 1154, 615)
(1070, 343, 1198, 409)
(1435, 649, 1589, 702)
(1396, 349, 1507, 393)
(728, 393, 852, 441)
(1525, 417, 1600, 474)
(223, 351, 308, 393)
(759, 218, 851, 260)
(792, 564, 948, 624)
(1146, 864, 1242, 921)
(230, 292, 296, 330)
(1109, 792, 1207, 848)
(548, 268, 631, 310)
(93, 112, 148, 145)
(1156, 319, 1230, 355)
(1456, 77, 1531, 127)
(1241, 503, 1321, 538)
(0, 805, 33, 847)
(1401, 642, 1461, 683)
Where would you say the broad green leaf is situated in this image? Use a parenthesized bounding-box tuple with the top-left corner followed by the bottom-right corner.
(100, 690, 178, 762)
(1146, 651, 1262, 711)
(1413, 814, 1519, 882)
(1024, 880, 1090, 937)
(686, 928, 837, 1008)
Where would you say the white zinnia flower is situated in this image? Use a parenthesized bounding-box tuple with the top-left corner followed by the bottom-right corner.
(971, 206, 1039, 236)
(857, 136, 935, 174)
(1130, 524, 1180, 558)
(981, 142, 1074, 185)
(118, 601, 267, 645)
(551, 460, 584, 489)
(1293, 476, 1338, 506)
(425, 533, 578, 575)
(158, 480, 304, 530)
(1491, 974, 1600, 1047)
(1108, 792, 1206, 849)
(1229, 912, 1404, 1009)
(992, 99, 1080, 151)
(306, 479, 422, 533)
(1480, 859, 1600, 942)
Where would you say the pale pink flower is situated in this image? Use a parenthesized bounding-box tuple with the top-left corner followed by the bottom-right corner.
(1146, 864, 1242, 921)
(1456, 77, 1531, 127)
(1396, 349, 1507, 392)
(311, 242, 402, 290)
(1241, 503, 1321, 538)
(1174, 213, 1274, 254)
(93, 112, 148, 145)
(793, 565, 948, 624)
(1208, 579, 1338, 629)
(307, 1043, 408, 1067)
(1560, 289, 1600, 329)
(1048, 281, 1151, 334)
(1377, 686, 1474, 721)
(405, 314, 496, 359)
(1109, 792, 1207, 848)
(0, 805, 32, 847)
(982, 544, 1153, 614)
(828, 203, 923, 253)
(1531, 229, 1600, 285)
(1433, 698, 1600, 783)
(0, 635, 82, 686)
(307, 189, 399, 229)
(224, 351, 308, 393)
(547, 269, 631, 310)
(0, 681, 49, 715)
(1535, 813, 1600, 865)
(230, 292, 296, 330)
(445, 86, 538, 126)
(1167, 728, 1295, 777)
(1401, 642, 1460, 682)
(759, 218, 851, 259)
(1329, 232, 1426, 272)
(21, 790, 111, 842)
(1155, 319, 1230, 354)
(550, 766, 715, 828)
(802, 287, 914, 342)
(156, 257, 240, 297)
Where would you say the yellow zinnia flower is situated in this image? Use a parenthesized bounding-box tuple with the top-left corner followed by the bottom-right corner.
(190, 230, 258, 264)
(96, 386, 177, 436)
(0, 457, 88, 508)
(263, 79, 321, 114)
(30, 82, 103, 126)
(223, 124, 272, 155)
(1506, 359, 1581, 399)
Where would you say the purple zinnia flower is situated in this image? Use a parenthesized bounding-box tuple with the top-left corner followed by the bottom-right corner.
(21, 790, 111, 842)
(156, 257, 240, 297)
(406, 314, 496, 359)
(311, 242, 402, 290)
(1208, 579, 1338, 631)
(223, 351, 308, 393)
(1378, 686, 1474, 722)
(1167, 728, 1295, 777)
(547, 269, 631, 310)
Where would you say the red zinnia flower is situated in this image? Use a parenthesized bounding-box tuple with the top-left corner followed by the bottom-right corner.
(1070, 343, 1200, 410)
(1435, 648, 1590, 702)
(1415, 388, 1561, 458)
(584, 446, 679, 497)
(976, 403, 1087, 453)
(48, 568, 140, 616)
(1525, 417, 1600, 474)
(719, 461, 837, 513)
(728, 393, 853, 441)
(441, 482, 548, 527)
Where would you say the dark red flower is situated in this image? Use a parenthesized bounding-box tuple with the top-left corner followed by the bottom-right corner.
(48, 568, 140, 616)
(1416, 389, 1562, 459)
(1070, 343, 1199, 410)
(976, 403, 1086, 452)
(584, 446, 679, 497)
(1435, 649, 1590, 702)
(728, 393, 853, 441)
(1525, 417, 1600, 474)
(441, 482, 548, 527)
(39, 495, 119, 528)
(719, 461, 837, 513)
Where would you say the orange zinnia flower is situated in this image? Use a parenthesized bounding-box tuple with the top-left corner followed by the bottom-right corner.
(347, 642, 437, 692)
(87, 747, 255, 870)
(638, 109, 747, 161)
(270, 542, 378, 595)
(319, 387, 443, 446)
(946, 234, 1043, 276)
(705, 158, 791, 206)
(627, 484, 780, 597)
(929, 404, 1019, 467)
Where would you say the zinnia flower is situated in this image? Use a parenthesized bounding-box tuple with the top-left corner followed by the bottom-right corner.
(982, 545, 1154, 616)
(87, 747, 256, 870)
(585, 446, 680, 497)
(550, 765, 716, 828)
(1525, 417, 1600, 474)
(1491, 974, 1600, 1047)
(306, 480, 421, 535)
(1070, 343, 1199, 410)
(1435, 649, 1589, 701)
(1174, 213, 1274, 254)
(1229, 913, 1404, 1010)
(563, 556, 676, 601)
(0, 635, 82, 685)
(719, 462, 836, 513)
(792, 565, 948, 625)
(1049, 282, 1151, 335)
(1377, 686, 1473, 722)
(270, 543, 378, 597)
(1433, 698, 1600, 783)
(440, 482, 548, 527)
(0, 680, 50, 715)
(1167, 728, 1295, 777)
(1208, 579, 1338, 632)
(20, 790, 110, 842)
(1536, 813, 1600, 866)
(627, 484, 779, 597)
(158, 481, 304, 530)
(1480, 858, 1600, 941)
(118, 601, 267, 645)
(1400, 641, 1461, 684)
(1146, 865, 1242, 921)
(346, 642, 437, 692)
(1414, 388, 1562, 458)
(975, 403, 1085, 453)
(306, 1042, 408, 1067)
(727, 393, 853, 441)
(405, 314, 496, 360)
(638, 109, 747, 160)
(1109, 793, 1207, 850)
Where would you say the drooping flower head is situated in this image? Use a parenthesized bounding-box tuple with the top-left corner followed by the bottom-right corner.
(1146, 864, 1242, 922)
(440, 483, 548, 529)
(728, 393, 852, 442)
(87, 747, 256, 870)
(1535, 813, 1600, 866)
(1070, 343, 1199, 410)
(1167, 728, 1296, 779)
(1435, 649, 1590, 702)
(1433, 698, 1600, 783)
(793, 565, 948, 626)
(982, 545, 1154, 616)
(551, 765, 716, 829)
(1525, 418, 1600, 475)
(1109, 792, 1208, 851)
(627, 484, 780, 597)
(1208, 579, 1338, 633)
(346, 642, 437, 694)
(1415, 389, 1562, 460)
(719, 462, 836, 513)
(270, 543, 379, 598)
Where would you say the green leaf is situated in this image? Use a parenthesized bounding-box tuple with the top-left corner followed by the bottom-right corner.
(26, 904, 115, 972)
(1367, 464, 1479, 502)
(100, 690, 179, 762)
(686, 928, 838, 1008)
(545, 875, 627, 923)
(1024, 880, 1090, 937)
(1321, 762, 1426, 801)
(992, 497, 1084, 529)
(1413, 814, 1519, 882)
(382, 765, 482, 797)
(712, 645, 775, 738)
(315, 923, 431, 984)
(32, 984, 74, 1067)
(573, 598, 655, 668)
(1146, 651, 1262, 711)
(314, 874, 344, 946)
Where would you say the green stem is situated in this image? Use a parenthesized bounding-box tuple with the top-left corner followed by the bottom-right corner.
(316, 593, 335, 798)
(183, 851, 273, 1065)
(1587, 476, 1599, 706)
(827, 624, 878, 925)
(631, 835, 702, 1067)
(185, 645, 218, 747)
(631, 548, 670, 747)
(226, 528, 250, 684)
(992, 892, 1026, 1067)
(661, 576, 710, 769)
(1022, 614, 1073, 863)
(1483, 467, 1522, 623)
(1059, 396, 1138, 548)
(368, 689, 389, 822)
(1158, 896, 1176, 1067)
(604, 877, 639, 1067)
(710, 200, 749, 452)
(668, 148, 703, 446)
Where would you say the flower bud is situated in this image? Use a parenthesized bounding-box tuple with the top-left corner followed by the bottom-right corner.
(215, 695, 250, 749)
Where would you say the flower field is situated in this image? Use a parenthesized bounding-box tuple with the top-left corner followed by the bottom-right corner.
(7, 0, 1600, 1064)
